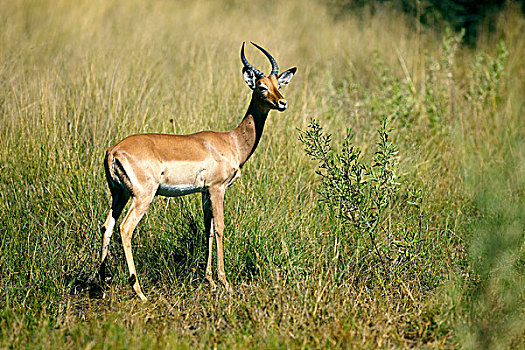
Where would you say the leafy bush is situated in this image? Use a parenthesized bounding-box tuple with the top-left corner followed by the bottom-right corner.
(299, 117, 431, 287)
(297, 29, 472, 292)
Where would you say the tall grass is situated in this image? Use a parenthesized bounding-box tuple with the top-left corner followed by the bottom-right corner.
(0, 0, 523, 348)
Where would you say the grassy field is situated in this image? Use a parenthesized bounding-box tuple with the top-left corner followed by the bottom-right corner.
(0, 0, 524, 348)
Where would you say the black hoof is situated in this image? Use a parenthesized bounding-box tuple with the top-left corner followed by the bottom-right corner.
(128, 274, 137, 286)
(98, 262, 112, 284)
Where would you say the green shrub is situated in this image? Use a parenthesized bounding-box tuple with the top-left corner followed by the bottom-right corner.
(299, 117, 433, 288)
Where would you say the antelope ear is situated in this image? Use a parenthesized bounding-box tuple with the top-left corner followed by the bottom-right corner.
(277, 67, 297, 86)
(243, 67, 257, 90)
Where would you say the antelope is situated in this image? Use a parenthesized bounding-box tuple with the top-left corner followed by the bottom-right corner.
(98, 42, 296, 300)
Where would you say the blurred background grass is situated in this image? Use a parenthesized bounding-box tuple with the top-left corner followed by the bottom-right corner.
(0, 0, 523, 348)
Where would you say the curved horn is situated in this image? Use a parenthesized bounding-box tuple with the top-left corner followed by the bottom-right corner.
(251, 42, 279, 76)
(241, 42, 264, 78)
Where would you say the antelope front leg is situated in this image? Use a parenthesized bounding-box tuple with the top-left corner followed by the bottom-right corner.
(209, 187, 232, 293)
(202, 191, 217, 290)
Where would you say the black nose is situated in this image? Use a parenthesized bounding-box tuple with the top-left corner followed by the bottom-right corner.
(277, 100, 287, 111)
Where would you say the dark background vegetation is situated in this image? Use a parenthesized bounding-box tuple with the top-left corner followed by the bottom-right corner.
(329, 0, 525, 44)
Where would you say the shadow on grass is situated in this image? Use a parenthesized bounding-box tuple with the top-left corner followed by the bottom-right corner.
(64, 270, 105, 299)
(87, 199, 260, 294)
(98, 200, 209, 289)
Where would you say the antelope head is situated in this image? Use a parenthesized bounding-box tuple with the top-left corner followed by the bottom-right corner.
(241, 42, 297, 112)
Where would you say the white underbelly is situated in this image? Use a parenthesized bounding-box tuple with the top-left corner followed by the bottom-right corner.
(156, 184, 202, 197)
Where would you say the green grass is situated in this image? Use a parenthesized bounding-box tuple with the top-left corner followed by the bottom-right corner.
(0, 0, 523, 348)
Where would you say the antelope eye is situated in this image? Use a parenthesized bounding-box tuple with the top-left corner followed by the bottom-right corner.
(258, 84, 268, 91)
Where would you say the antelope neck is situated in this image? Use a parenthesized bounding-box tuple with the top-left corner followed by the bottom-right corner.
(233, 97, 270, 168)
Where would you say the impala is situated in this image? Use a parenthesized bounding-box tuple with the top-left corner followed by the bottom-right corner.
(98, 42, 296, 300)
